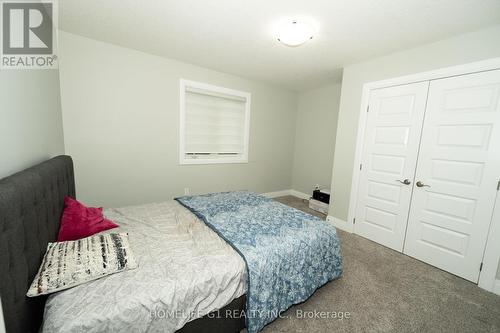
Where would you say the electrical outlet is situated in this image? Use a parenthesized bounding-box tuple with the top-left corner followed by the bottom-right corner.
(314, 184, 320, 191)
(184, 188, 190, 195)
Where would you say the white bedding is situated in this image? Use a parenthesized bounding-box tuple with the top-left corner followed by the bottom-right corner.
(41, 201, 247, 333)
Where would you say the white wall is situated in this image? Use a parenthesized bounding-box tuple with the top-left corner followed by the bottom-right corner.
(0, 70, 64, 178)
(58, 32, 297, 207)
(292, 83, 341, 195)
(329, 24, 500, 223)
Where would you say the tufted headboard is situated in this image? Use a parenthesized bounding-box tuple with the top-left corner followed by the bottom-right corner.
(0, 156, 75, 333)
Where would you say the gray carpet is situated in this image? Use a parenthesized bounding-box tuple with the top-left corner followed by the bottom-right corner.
(255, 196, 500, 333)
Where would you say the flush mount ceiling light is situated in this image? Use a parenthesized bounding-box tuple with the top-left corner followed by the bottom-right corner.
(276, 20, 315, 47)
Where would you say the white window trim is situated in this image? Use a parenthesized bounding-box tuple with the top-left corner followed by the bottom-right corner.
(179, 79, 251, 165)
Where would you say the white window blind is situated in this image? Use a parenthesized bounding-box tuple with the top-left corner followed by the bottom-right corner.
(180, 80, 251, 164)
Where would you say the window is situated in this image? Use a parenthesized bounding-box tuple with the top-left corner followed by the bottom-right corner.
(179, 79, 251, 164)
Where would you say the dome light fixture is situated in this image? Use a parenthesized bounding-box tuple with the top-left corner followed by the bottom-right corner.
(276, 20, 315, 47)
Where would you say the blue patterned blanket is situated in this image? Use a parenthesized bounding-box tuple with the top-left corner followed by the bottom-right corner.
(175, 191, 342, 333)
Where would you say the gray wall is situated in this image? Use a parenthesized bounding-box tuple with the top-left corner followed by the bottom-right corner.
(0, 70, 64, 178)
(58, 32, 297, 207)
(329, 24, 500, 223)
(292, 83, 341, 195)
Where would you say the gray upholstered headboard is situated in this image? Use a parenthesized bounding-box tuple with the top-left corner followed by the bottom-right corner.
(0, 156, 75, 333)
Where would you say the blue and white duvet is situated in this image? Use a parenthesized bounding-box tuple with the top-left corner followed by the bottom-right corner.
(176, 191, 343, 333)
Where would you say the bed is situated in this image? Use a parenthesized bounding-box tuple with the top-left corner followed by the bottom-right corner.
(0, 156, 246, 333)
(0, 156, 342, 333)
(42, 201, 248, 332)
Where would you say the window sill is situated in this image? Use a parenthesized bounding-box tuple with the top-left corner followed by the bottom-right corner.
(179, 157, 249, 165)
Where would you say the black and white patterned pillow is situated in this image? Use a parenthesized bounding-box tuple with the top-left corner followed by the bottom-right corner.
(27, 232, 138, 297)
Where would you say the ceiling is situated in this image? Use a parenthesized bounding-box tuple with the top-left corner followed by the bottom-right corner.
(59, 0, 500, 91)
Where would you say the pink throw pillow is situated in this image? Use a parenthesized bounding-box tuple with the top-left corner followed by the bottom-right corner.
(57, 197, 118, 241)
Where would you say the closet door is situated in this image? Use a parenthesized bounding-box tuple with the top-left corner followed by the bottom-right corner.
(355, 82, 429, 251)
(404, 70, 500, 282)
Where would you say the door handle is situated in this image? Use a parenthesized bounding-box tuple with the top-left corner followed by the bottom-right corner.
(416, 181, 430, 188)
(396, 179, 411, 185)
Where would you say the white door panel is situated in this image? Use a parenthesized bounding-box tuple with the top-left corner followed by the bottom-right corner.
(355, 82, 429, 251)
(404, 69, 500, 282)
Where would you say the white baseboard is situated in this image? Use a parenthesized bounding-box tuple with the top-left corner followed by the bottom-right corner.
(262, 190, 293, 198)
(494, 280, 500, 296)
(327, 215, 354, 233)
(262, 189, 311, 200)
(289, 190, 310, 200)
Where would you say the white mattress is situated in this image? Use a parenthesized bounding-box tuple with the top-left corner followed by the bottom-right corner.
(41, 201, 247, 333)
